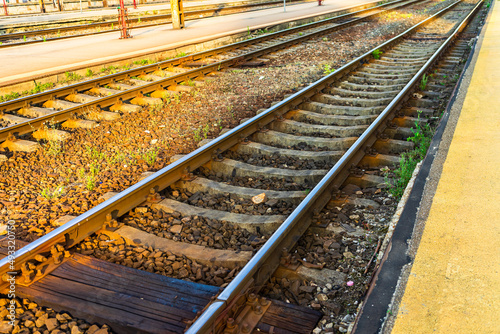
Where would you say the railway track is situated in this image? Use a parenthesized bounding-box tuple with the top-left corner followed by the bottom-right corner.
(0, 0, 428, 147)
(0, 0, 487, 332)
(0, 0, 315, 48)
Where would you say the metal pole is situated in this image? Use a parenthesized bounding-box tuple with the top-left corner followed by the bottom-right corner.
(39, 0, 46, 13)
(283, 0, 286, 12)
(79, 0, 82, 12)
(118, 0, 131, 38)
(119, 0, 125, 36)
(2, 0, 8, 16)
(170, 0, 184, 29)
(133, 0, 136, 9)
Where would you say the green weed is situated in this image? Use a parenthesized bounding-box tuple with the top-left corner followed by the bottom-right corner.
(419, 74, 428, 91)
(64, 71, 82, 82)
(193, 128, 202, 141)
(386, 111, 433, 199)
(134, 59, 152, 65)
(323, 64, 335, 75)
(31, 82, 54, 94)
(78, 163, 100, 191)
(142, 147, 159, 166)
(372, 49, 383, 59)
(105, 152, 125, 165)
(202, 124, 210, 139)
(0, 82, 54, 103)
(86, 69, 94, 77)
(227, 105, 235, 119)
(46, 139, 63, 156)
(85, 146, 105, 161)
(41, 185, 64, 200)
(0, 91, 21, 102)
(173, 94, 180, 104)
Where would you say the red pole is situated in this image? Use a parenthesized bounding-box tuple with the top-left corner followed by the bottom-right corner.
(118, 0, 131, 39)
(119, 0, 125, 37)
(3, 0, 8, 16)
(133, 0, 136, 9)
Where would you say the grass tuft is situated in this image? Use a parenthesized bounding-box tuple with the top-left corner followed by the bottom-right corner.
(372, 49, 383, 59)
(386, 111, 433, 199)
(419, 74, 429, 91)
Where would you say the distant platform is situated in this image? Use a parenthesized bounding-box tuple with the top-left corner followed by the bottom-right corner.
(0, 0, 376, 88)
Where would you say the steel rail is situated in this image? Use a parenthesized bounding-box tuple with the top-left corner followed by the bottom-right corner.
(0, 0, 466, 290)
(186, 0, 485, 332)
(0, 0, 315, 47)
(0, 0, 413, 143)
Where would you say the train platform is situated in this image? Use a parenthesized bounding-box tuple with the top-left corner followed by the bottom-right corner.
(355, 1, 500, 333)
(0, 0, 374, 89)
(0, 0, 280, 26)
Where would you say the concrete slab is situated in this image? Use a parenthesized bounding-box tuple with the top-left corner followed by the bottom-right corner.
(106, 225, 253, 268)
(0, 138, 39, 152)
(151, 198, 286, 234)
